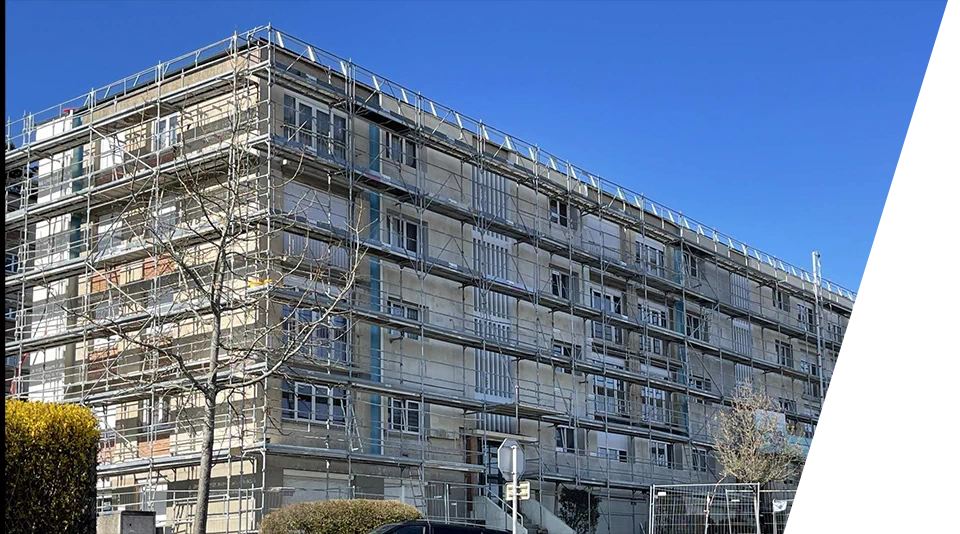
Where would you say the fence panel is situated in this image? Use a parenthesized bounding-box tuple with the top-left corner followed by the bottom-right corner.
(650, 483, 762, 534)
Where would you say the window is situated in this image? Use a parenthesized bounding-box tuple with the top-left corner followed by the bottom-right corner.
(692, 448, 709, 473)
(388, 398, 421, 434)
(803, 380, 822, 398)
(550, 199, 569, 227)
(140, 397, 170, 428)
(154, 114, 178, 150)
(637, 241, 665, 276)
(598, 447, 628, 463)
(689, 375, 712, 393)
(683, 252, 700, 280)
(5, 253, 19, 274)
(385, 131, 417, 169)
(642, 335, 663, 356)
(800, 357, 821, 378)
(686, 312, 709, 342)
(281, 381, 347, 424)
(827, 322, 843, 341)
(592, 291, 623, 344)
(797, 303, 815, 332)
(779, 398, 797, 413)
(282, 306, 349, 363)
(556, 426, 576, 453)
(641, 386, 667, 424)
(639, 304, 667, 328)
(775, 340, 794, 368)
(594, 376, 627, 417)
(773, 288, 790, 312)
(551, 271, 571, 300)
(387, 299, 423, 340)
(386, 216, 422, 255)
(553, 343, 583, 374)
(650, 440, 672, 468)
(332, 114, 347, 160)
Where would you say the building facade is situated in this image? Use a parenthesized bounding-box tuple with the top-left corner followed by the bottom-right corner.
(4, 27, 854, 534)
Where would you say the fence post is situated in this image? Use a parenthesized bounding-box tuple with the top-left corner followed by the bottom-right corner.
(648, 486, 655, 534)
(754, 484, 761, 534)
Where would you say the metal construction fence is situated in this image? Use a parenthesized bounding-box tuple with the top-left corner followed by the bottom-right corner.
(649, 484, 758, 534)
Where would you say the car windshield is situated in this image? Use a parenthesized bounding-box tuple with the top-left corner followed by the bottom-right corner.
(368, 524, 399, 534)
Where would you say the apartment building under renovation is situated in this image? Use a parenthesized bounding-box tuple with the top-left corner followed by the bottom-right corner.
(4, 26, 855, 534)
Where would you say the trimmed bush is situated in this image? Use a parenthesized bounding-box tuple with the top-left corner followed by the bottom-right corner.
(260, 498, 423, 534)
(5, 399, 100, 534)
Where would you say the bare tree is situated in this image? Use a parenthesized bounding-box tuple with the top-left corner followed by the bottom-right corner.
(713, 385, 804, 486)
(40, 79, 365, 533)
(891, 394, 950, 534)
(830, 425, 867, 492)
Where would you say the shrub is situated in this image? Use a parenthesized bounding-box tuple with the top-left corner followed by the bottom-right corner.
(5, 399, 100, 534)
(260, 498, 423, 534)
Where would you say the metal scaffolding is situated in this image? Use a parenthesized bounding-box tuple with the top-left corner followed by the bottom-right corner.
(4, 26, 854, 534)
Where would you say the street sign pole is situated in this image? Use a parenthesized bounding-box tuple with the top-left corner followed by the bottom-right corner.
(511, 444, 518, 534)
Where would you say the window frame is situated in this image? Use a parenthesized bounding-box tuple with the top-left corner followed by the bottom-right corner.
(691, 448, 709, 473)
(281, 380, 347, 425)
(154, 113, 179, 151)
(385, 214, 423, 255)
(555, 426, 576, 453)
(650, 440, 671, 468)
(683, 251, 700, 280)
(387, 298, 424, 340)
(549, 198, 569, 227)
(594, 375, 627, 417)
(387, 397, 422, 435)
(384, 131, 418, 169)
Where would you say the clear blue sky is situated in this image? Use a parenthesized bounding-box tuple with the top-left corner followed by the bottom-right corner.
(4, 0, 946, 291)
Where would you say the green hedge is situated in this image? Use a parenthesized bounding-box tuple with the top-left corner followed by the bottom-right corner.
(260, 499, 423, 534)
(5, 399, 100, 534)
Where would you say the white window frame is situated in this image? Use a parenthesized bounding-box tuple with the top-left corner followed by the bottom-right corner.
(598, 447, 628, 463)
(775, 340, 794, 368)
(594, 375, 627, 417)
(384, 131, 418, 169)
(556, 426, 576, 453)
(779, 398, 797, 413)
(641, 386, 668, 424)
(140, 397, 171, 430)
(797, 303, 815, 331)
(553, 343, 583, 374)
(551, 270, 571, 300)
(650, 440, 671, 468)
(686, 312, 708, 342)
(281, 381, 347, 425)
(773, 288, 790, 312)
(592, 290, 623, 344)
(387, 298, 423, 340)
(154, 113, 178, 150)
(683, 251, 700, 280)
(388, 398, 421, 434)
(691, 448, 709, 473)
(689, 375, 712, 393)
(549, 199, 569, 227)
(637, 239, 665, 276)
(282, 306, 350, 364)
(385, 215, 422, 255)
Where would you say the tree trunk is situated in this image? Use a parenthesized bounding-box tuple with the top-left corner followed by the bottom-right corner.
(192, 389, 217, 534)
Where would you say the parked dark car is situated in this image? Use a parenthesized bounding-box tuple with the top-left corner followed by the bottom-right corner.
(368, 521, 511, 534)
